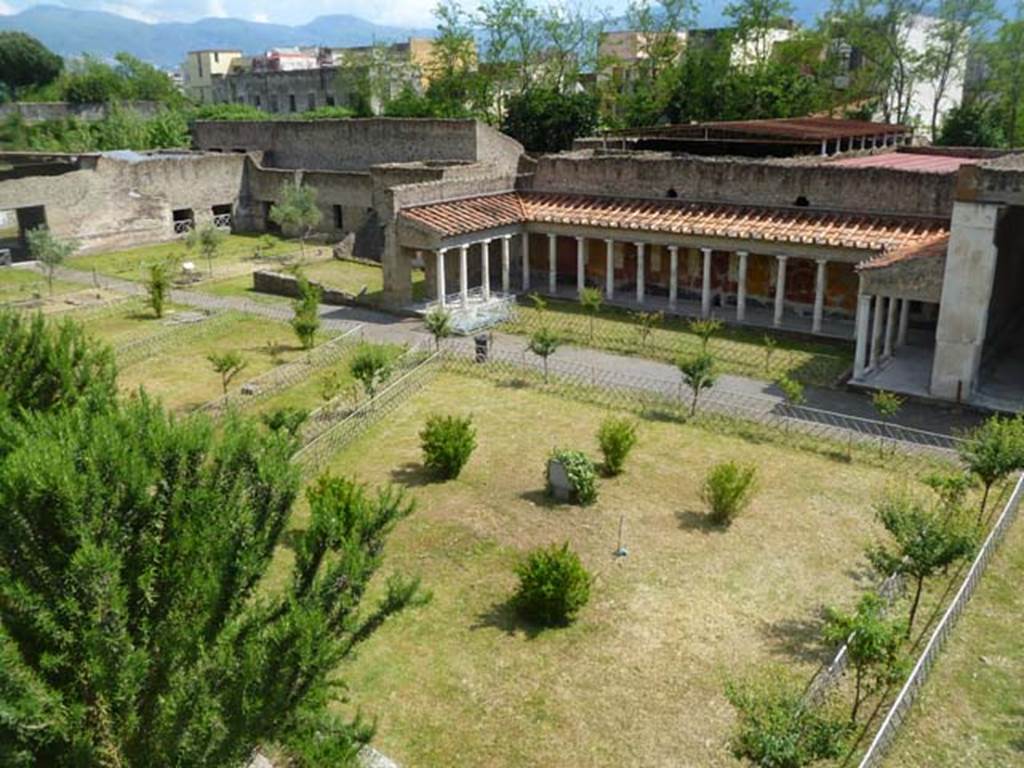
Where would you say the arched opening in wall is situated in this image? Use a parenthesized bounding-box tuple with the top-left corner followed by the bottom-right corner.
(666, 188, 678, 198)
(793, 196, 810, 207)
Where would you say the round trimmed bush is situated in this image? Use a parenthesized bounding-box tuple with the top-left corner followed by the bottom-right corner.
(702, 461, 758, 526)
(513, 542, 592, 626)
(597, 416, 638, 476)
(420, 413, 476, 480)
(547, 448, 598, 505)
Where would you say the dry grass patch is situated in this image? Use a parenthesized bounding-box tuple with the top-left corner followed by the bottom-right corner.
(285, 373, 911, 767)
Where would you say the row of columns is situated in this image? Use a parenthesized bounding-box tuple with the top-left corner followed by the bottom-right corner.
(435, 235, 513, 309)
(853, 294, 911, 379)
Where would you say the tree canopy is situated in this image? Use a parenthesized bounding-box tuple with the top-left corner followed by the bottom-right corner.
(0, 32, 63, 98)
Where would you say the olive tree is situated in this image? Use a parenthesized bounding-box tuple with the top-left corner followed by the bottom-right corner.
(25, 227, 76, 295)
(269, 182, 322, 260)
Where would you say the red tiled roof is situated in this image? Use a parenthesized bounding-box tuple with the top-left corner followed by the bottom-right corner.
(610, 117, 912, 141)
(858, 234, 950, 270)
(400, 192, 950, 262)
(830, 152, 975, 173)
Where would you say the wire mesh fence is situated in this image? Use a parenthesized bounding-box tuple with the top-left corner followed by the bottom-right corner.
(501, 303, 852, 387)
(850, 472, 1024, 767)
(114, 310, 236, 367)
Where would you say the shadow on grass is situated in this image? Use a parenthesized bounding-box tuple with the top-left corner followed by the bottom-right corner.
(759, 609, 830, 664)
(390, 461, 436, 488)
(495, 377, 533, 390)
(674, 509, 727, 535)
(518, 488, 561, 509)
(278, 527, 306, 554)
(471, 596, 546, 639)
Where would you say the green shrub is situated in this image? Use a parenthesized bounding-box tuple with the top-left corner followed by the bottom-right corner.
(547, 448, 598, 505)
(597, 416, 638, 476)
(420, 414, 477, 480)
(513, 542, 592, 626)
(702, 461, 757, 526)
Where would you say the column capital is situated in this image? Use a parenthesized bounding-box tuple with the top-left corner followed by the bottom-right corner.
(459, 244, 469, 253)
(547, 232, 557, 241)
(700, 246, 712, 255)
(604, 237, 614, 245)
(668, 244, 679, 253)
(776, 254, 789, 262)
(438, 247, 448, 255)
(815, 257, 828, 266)
(735, 249, 748, 257)
(502, 233, 512, 241)
(482, 237, 493, 245)
(634, 241, 646, 250)
(576, 235, 585, 243)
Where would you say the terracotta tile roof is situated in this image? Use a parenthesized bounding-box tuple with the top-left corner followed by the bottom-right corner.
(400, 192, 950, 260)
(830, 152, 975, 173)
(858, 234, 949, 270)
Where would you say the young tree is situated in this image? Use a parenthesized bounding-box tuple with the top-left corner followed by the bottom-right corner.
(579, 286, 603, 343)
(349, 343, 393, 403)
(424, 307, 453, 350)
(871, 389, 904, 455)
(957, 415, 1024, 521)
(0, 391, 419, 765)
(937, 100, 1006, 147)
(291, 274, 322, 350)
(186, 223, 227, 277)
(867, 491, 976, 635)
(689, 317, 723, 353)
(25, 227, 76, 295)
(269, 182, 322, 259)
(145, 258, 174, 318)
(631, 309, 662, 351)
(677, 351, 716, 416)
(528, 326, 560, 382)
(208, 350, 248, 395)
(823, 592, 907, 723)
(0, 31, 63, 97)
(501, 87, 599, 152)
(987, 11, 1024, 146)
(725, 0, 795, 67)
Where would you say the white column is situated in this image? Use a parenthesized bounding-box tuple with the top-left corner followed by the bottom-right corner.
(435, 248, 447, 308)
(736, 250, 748, 323)
(521, 231, 530, 291)
(501, 235, 511, 295)
(668, 245, 679, 309)
(812, 258, 827, 335)
(548, 233, 557, 294)
(481, 238, 491, 302)
(897, 298, 910, 347)
(576, 236, 586, 295)
(605, 238, 615, 299)
(635, 242, 645, 304)
(773, 255, 788, 327)
(459, 244, 469, 308)
(869, 295, 885, 370)
(701, 247, 712, 318)
(883, 294, 898, 358)
(854, 293, 872, 379)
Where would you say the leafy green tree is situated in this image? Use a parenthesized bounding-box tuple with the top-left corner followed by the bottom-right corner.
(145, 257, 175, 318)
(207, 350, 248, 395)
(0, 32, 63, 97)
(186, 223, 227, 276)
(528, 326, 560, 382)
(578, 286, 603, 343)
(823, 591, 907, 723)
(986, 12, 1024, 146)
(677, 351, 716, 416)
(60, 55, 127, 103)
(0, 309, 116, 416)
(867, 491, 977, 635)
(0, 391, 419, 765)
(936, 100, 1006, 147)
(424, 307, 453, 350)
(25, 227, 76, 295)
(725, 0, 795, 67)
(957, 415, 1024, 520)
(261, 406, 309, 437)
(501, 87, 599, 152)
(689, 318, 722, 353)
(631, 309, 662, 351)
(291, 274, 322, 350)
(269, 182, 322, 259)
(383, 85, 439, 117)
(350, 343, 393, 403)
(113, 52, 182, 104)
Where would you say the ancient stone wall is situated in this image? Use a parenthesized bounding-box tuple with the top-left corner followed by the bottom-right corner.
(0, 101, 165, 124)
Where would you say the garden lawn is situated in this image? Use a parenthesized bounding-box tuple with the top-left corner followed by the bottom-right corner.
(297, 259, 427, 304)
(503, 298, 852, 386)
(116, 314, 327, 411)
(279, 373, 909, 767)
(0, 266, 89, 302)
(884, 501, 1024, 768)
(196, 273, 293, 305)
(75, 300, 192, 346)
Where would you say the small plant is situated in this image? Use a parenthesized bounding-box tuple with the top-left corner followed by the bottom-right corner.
(872, 389, 903, 420)
(349, 343, 393, 403)
(579, 286, 603, 342)
(677, 351, 717, 416)
(702, 461, 757, 526)
(424, 307, 453, 351)
(547, 448, 598, 505)
(26, 227, 76, 295)
(689, 318, 723, 352)
(420, 414, 477, 480)
(207, 350, 247, 395)
(762, 333, 777, 375)
(957, 414, 1024, 521)
(264, 339, 285, 365)
(260, 406, 309, 437)
(513, 542, 592, 626)
(318, 369, 346, 411)
(631, 310, 662, 350)
(597, 416, 638, 476)
(726, 670, 850, 767)
(290, 272, 321, 350)
(528, 326, 560, 382)
(528, 292, 548, 313)
(776, 374, 806, 407)
(186, 223, 227, 277)
(254, 233, 277, 259)
(145, 258, 174, 319)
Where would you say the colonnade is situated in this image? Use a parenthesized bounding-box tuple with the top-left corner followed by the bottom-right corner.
(853, 294, 911, 379)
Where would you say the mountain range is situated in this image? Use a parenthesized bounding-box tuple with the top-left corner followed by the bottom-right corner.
(0, 5, 434, 68)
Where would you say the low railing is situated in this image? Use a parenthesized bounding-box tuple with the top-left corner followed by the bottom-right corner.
(212, 213, 232, 229)
(173, 219, 195, 235)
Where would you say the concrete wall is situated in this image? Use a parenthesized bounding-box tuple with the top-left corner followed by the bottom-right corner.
(0, 101, 165, 124)
(0, 152, 246, 253)
(530, 151, 958, 218)
(212, 68, 359, 114)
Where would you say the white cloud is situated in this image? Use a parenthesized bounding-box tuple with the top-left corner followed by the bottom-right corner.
(98, 2, 160, 22)
(251, 11, 269, 22)
(206, 0, 227, 18)
(0, 1, 14, 15)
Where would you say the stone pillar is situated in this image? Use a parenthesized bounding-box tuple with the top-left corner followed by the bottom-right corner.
(668, 245, 679, 309)
(883, 294, 898, 358)
(812, 258, 828, 335)
(576, 236, 586, 295)
(869, 294, 885, 370)
(459, 244, 469, 308)
(481, 238, 491, 302)
(635, 242, 645, 304)
(701, 247, 712, 318)
(736, 250, 748, 323)
(897, 298, 910, 347)
(548, 233, 557, 294)
(773, 255, 788, 327)
(854, 293, 872, 379)
(497, 234, 509, 294)
(605, 238, 615, 299)
(521, 231, 530, 291)
(436, 248, 447, 308)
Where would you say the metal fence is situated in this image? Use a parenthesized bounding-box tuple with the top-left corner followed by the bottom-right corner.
(851, 472, 1024, 767)
(115, 310, 234, 367)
